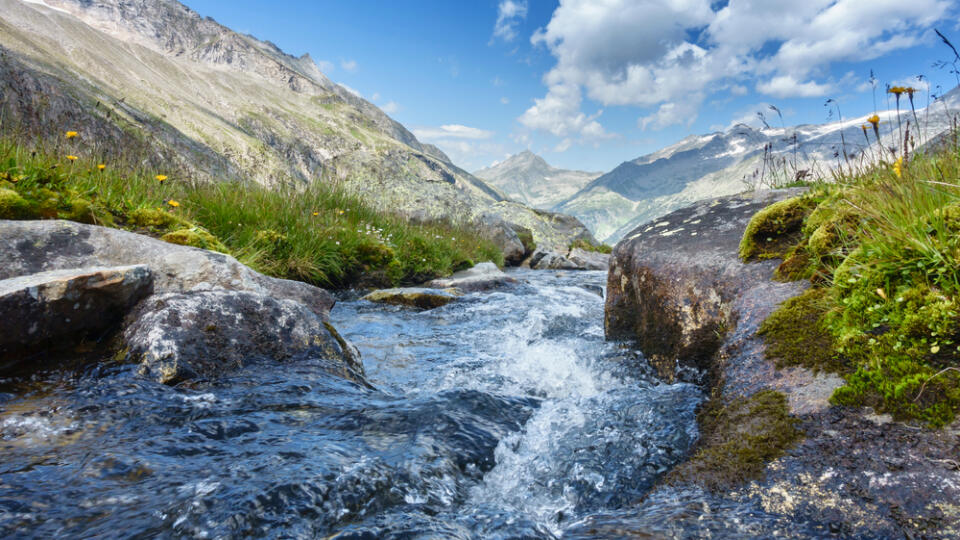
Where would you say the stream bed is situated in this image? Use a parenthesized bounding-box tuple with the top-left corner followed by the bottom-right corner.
(0, 269, 821, 538)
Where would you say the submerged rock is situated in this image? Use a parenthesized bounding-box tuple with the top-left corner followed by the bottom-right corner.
(0, 265, 153, 368)
(124, 290, 364, 385)
(426, 262, 515, 292)
(362, 287, 462, 310)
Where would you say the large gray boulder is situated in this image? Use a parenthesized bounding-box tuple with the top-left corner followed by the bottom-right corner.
(473, 213, 526, 265)
(0, 220, 334, 320)
(125, 290, 363, 385)
(0, 265, 153, 367)
(0, 220, 363, 385)
(566, 248, 610, 271)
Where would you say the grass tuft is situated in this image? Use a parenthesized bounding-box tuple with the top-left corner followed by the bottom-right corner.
(746, 133, 960, 426)
(0, 135, 503, 288)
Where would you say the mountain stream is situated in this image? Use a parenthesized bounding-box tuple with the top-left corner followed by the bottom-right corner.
(0, 269, 820, 538)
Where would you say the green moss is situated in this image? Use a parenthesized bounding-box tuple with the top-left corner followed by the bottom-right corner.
(161, 228, 228, 253)
(129, 207, 189, 230)
(0, 187, 34, 219)
(667, 390, 802, 491)
(759, 288, 845, 372)
(515, 227, 536, 254)
(569, 238, 612, 254)
(739, 195, 816, 261)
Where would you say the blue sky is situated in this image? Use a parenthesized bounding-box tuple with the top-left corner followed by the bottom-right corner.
(183, 0, 960, 173)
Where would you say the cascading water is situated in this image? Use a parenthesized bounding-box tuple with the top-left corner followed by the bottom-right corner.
(0, 269, 815, 538)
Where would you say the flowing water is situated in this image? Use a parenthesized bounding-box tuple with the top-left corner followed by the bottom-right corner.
(0, 269, 817, 538)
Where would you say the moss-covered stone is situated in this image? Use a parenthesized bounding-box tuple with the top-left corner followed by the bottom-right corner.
(739, 195, 816, 261)
(161, 228, 228, 253)
(667, 390, 802, 491)
(569, 237, 612, 254)
(0, 188, 34, 219)
(759, 288, 845, 372)
(129, 207, 189, 230)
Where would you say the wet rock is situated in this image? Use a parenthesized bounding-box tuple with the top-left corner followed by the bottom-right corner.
(362, 287, 462, 310)
(124, 290, 363, 385)
(425, 262, 515, 292)
(605, 189, 806, 380)
(566, 248, 609, 271)
(606, 189, 960, 537)
(474, 213, 526, 266)
(0, 220, 334, 320)
(527, 249, 579, 270)
(0, 265, 153, 367)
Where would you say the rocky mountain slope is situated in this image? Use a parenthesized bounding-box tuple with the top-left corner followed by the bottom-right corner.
(473, 150, 600, 209)
(559, 88, 960, 243)
(0, 0, 595, 252)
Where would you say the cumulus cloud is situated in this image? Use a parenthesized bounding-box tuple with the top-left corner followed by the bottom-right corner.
(522, 0, 952, 133)
(340, 59, 358, 72)
(412, 124, 495, 140)
(492, 1, 528, 43)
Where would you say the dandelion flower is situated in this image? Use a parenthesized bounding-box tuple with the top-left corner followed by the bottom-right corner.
(65, 131, 78, 139)
(167, 199, 180, 208)
(66, 155, 78, 161)
(97, 164, 106, 171)
(887, 86, 905, 97)
(312, 211, 319, 216)
(867, 114, 879, 126)
(155, 174, 167, 183)
(893, 156, 903, 178)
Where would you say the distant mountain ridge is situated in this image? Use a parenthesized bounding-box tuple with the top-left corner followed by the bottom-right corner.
(473, 150, 600, 210)
(558, 88, 960, 242)
(0, 0, 596, 251)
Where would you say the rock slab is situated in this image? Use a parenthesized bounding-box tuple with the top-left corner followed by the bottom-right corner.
(0, 265, 153, 365)
(0, 219, 334, 320)
(426, 262, 516, 292)
(362, 287, 462, 310)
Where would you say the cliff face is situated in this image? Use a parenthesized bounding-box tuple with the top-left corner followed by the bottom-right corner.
(0, 0, 595, 251)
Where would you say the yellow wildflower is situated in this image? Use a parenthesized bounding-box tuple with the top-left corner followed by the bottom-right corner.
(167, 199, 180, 208)
(888, 86, 905, 96)
(338, 209, 345, 215)
(867, 114, 880, 126)
(65, 131, 78, 139)
(97, 164, 106, 171)
(312, 211, 319, 216)
(156, 174, 167, 183)
(893, 156, 903, 178)
(66, 155, 78, 161)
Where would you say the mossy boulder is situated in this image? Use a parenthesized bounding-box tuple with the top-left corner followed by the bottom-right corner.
(161, 228, 228, 253)
(739, 195, 816, 261)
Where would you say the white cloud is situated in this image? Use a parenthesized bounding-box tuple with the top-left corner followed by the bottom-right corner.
(757, 75, 834, 98)
(553, 138, 573, 152)
(500, 96, 510, 104)
(412, 124, 495, 140)
(380, 101, 400, 114)
(340, 59, 358, 72)
(371, 92, 381, 101)
(521, 0, 952, 133)
(492, 1, 528, 43)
